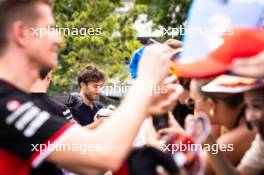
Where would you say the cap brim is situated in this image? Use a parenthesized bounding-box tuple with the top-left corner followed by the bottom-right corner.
(173, 57, 229, 78)
(201, 75, 264, 93)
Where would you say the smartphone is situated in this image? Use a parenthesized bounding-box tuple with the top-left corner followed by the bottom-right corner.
(152, 113, 169, 131)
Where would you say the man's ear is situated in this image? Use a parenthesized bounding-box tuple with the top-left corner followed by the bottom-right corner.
(80, 82, 86, 89)
(11, 21, 29, 48)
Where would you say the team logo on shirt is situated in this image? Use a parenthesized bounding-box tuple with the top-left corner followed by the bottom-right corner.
(6, 100, 21, 112)
(5, 101, 51, 137)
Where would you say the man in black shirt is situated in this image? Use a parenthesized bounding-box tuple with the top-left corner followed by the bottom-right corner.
(74, 100, 103, 125)
(74, 64, 105, 126)
(30, 70, 75, 122)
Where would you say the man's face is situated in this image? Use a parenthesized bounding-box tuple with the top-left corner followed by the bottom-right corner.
(244, 90, 264, 132)
(25, 3, 63, 73)
(81, 80, 104, 101)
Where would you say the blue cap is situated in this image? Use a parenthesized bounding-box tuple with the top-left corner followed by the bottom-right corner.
(129, 47, 145, 79)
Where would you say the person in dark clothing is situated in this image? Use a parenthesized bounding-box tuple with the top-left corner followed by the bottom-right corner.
(73, 64, 105, 126)
(171, 102, 193, 127)
(172, 77, 193, 127)
(74, 100, 103, 125)
(32, 93, 74, 122)
(30, 70, 76, 175)
(30, 70, 75, 123)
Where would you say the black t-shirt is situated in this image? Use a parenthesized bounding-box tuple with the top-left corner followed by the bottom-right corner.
(31, 93, 76, 123)
(0, 80, 75, 175)
(73, 101, 103, 126)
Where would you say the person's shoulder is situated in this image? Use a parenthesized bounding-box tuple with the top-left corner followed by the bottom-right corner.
(0, 80, 32, 106)
(0, 80, 26, 95)
(31, 93, 50, 104)
(49, 96, 67, 109)
(49, 97, 73, 115)
(71, 102, 85, 118)
(73, 102, 85, 111)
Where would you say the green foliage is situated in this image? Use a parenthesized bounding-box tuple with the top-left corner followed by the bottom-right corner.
(136, 0, 192, 40)
(50, 0, 142, 93)
(50, 0, 192, 93)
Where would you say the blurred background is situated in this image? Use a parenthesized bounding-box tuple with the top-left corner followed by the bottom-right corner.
(50, 0, 192, 105)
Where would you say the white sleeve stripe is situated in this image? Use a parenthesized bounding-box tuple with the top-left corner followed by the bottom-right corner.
(24, 112, 50, 137)
(66, 115, 73, 120)
(6, 102, 34, 124)
(15, 106, 41, 130)
(63, 109, 71, 115)
(31, 125, 78, 168)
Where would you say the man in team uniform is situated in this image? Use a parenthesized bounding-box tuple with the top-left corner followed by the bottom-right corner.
(30, 70, 76, 123)
(0, 0, 178, 174)
(0, 79, 75, 174)
(30, 70, 76, 175)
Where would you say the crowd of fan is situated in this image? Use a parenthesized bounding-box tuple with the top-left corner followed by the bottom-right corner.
(0, 1, 264, 175)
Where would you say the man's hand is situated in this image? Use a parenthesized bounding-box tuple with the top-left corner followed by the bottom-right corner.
(231, 51, 264, 78)
(148, 76, 182, 115)
(148, 38, 182, 49)
(164, 39, 182, 49)
(137, 44, 175, 84)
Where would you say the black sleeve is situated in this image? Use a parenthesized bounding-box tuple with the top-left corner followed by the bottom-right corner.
(0, 92, 75, 168)
(58, 104, 76, 122)
(49, 98, 75, 122)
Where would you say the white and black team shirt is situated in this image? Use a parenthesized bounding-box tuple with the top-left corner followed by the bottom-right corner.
(0, 80, 76, 175)
(31, 93, 76, 123)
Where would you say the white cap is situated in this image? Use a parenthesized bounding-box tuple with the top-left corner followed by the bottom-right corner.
(202, 75, 264, 93)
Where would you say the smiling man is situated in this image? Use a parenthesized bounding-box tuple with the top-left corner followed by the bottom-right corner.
(0, 0, 177, 175)
(74, 64, 105, 126)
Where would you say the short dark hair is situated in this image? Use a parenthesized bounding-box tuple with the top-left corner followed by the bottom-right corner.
(78, 64, 106, 87)
(193, 78, 243, 107)
(0, 0, 52, 55)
